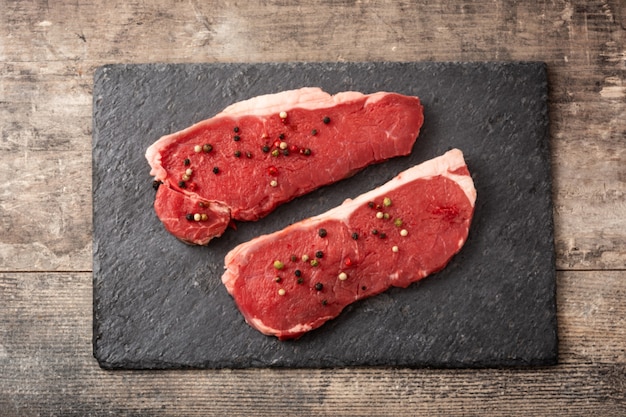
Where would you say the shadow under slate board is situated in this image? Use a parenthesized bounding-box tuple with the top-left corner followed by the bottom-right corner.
(92, 62, 557, 369)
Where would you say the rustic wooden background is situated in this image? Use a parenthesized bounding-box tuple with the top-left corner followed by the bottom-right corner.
(1, 0, 625, 415)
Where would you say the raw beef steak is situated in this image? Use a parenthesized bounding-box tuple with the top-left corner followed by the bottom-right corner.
(222, 149, 477, 340)
(146, 87, 424, 245)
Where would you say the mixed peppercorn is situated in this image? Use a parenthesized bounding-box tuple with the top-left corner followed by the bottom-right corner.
(167, 112, 335, 205)
(266, 194, 412, 304)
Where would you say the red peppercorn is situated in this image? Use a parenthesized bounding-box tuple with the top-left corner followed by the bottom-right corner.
(267, 166, 278, 176)
(289, 144, 299, 153)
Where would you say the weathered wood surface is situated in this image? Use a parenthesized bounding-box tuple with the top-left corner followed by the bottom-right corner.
(1, 271, 625, 415)
(0, 0, 624, 415)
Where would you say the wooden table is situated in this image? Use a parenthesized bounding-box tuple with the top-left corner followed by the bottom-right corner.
(1, 1, 624, 415)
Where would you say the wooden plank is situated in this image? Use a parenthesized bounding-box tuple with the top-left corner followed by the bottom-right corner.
(0, 0, 619, 65)
(0, 150, 92, 271)
(0, 61, 94, 271)
(0, 271, 625, 416)
(551, 101, 626, 270)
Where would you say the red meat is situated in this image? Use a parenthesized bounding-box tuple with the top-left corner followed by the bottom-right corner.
(146, 88, 424, 245)
(222, 149, 476, 340)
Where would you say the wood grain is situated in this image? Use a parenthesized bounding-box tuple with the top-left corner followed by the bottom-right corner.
(0, 271, 624, 416)
(0, 0, 625, 414)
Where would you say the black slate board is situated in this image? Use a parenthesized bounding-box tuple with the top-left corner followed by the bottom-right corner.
(92, 62, 557, 369)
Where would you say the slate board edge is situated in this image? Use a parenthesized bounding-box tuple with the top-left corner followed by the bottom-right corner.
(92, 61, 558, 370)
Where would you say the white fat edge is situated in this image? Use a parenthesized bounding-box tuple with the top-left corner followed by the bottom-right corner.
(145, 129, 188, 180)
(310, 148, 476, 223)
(247, 315, 338, 338)
(147, 89, 398, 179)
(248, 317, 313, 337)
(217, 88, 391, 117)
(221, 267, 236, 292)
